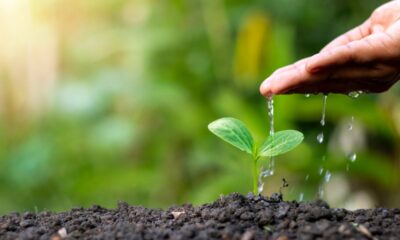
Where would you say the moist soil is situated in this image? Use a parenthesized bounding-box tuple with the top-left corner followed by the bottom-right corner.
(1, 193, 399, 240)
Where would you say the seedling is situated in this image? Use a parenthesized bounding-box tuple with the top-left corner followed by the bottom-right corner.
(208, 117, 304, 194)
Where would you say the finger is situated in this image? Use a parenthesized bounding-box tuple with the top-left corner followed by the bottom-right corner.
(306, 32, 394, 73)
(284, 65, 398, 94)
(273, 57, 311, 75)
(260, 57, 312, 96)
(321, 20, 371, 52)
(260, 60, 317, 96)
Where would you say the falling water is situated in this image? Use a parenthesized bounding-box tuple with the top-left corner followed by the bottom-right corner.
(317, 133, 324, 144)
(348, 116, 354, 131)
(257, 182, 264, 195)
(320, 94, 328, 126)
(257, 96, 275, 194)
(318, 169, 332, 198)
(316, 95, 328, 143)
(318, 185, 324, 198)
(319, 167, 324, 175)
(324, 170, 331, 182)
(346, 116, 357, 171)
(317, 94, 329, 198)
(299, 192, 304, 201)
(348, 152, 357, 162)
(267, 96, 274, 136)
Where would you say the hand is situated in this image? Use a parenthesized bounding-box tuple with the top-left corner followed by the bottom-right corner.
(260, 0, 400, 96)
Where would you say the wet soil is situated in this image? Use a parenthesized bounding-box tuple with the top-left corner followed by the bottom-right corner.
(1, 193, 399, 240)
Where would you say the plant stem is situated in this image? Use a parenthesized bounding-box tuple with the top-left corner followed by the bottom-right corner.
(252, 157, 259, 195)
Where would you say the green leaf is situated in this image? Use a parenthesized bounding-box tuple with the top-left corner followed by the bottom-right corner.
(258, 130, 303, 157)
(208, 117, 254, 155)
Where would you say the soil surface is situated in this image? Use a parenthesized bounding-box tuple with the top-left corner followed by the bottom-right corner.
(0, 193, 399, 240)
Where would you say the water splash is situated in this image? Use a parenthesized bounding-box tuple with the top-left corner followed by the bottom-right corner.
(257, 160, 275, 194)
(304, 93, 311, 98)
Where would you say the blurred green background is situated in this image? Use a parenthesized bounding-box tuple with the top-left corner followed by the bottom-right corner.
(1, 0, 399, 214)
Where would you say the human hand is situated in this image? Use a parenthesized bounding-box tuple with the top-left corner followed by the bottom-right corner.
(260, 0, 400, 96)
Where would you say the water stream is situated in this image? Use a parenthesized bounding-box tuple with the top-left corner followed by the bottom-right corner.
(346, 115, 357, 171)
(346, 90, 362, 170)
(262, 93, 360, 198)
(257, 96, 275, 194)
(317, 94, 328, 198)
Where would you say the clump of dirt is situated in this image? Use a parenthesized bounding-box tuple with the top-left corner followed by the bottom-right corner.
(1, 193, 399, 240)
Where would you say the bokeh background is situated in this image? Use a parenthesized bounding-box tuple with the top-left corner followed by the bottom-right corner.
(1, 0, 399, 214)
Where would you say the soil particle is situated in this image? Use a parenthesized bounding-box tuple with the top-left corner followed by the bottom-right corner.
(0, 193, 399, 239)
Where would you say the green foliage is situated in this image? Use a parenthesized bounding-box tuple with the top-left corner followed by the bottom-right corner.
(259, 130, 304, 157)
(208, 117, 254, 154)
(208, 117, 303, 194)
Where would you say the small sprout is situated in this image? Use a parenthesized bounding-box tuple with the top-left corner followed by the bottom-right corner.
(279, 178, 289, 195)
(208, 117, 303, 194)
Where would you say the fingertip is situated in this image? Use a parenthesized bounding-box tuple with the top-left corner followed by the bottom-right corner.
(259, 78, 273, 96)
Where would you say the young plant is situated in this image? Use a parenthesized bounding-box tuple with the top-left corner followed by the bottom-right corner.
(208, 117, 304, 195)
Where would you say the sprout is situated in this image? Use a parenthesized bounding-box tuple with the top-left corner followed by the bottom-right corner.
(208, 117, 304, 194)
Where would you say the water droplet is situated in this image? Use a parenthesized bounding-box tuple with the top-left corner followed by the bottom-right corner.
(317, 132, 324, 143)
(324, 170, 331, 182)
(320, 94, 328, 127)
(318, 185, 324, 198)
(348, 116, 354, 131)
(348, 152, 357, 162)
(348, 90, 363, 99)
(305, 174, 309, 181)
(299, 193, 304, 201)
(319, 166, 324, 175)
(267, 96, 274, 136)
(320, 119, 325, 127)
(304, 94, 311, 98)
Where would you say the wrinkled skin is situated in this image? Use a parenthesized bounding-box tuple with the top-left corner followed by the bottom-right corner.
(260, 0, 400, 96)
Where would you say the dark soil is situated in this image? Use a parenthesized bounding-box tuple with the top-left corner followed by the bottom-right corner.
(1, 193, 399, 240)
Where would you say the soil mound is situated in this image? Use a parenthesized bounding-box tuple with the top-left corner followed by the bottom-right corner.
(1, 193, 399, 239)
